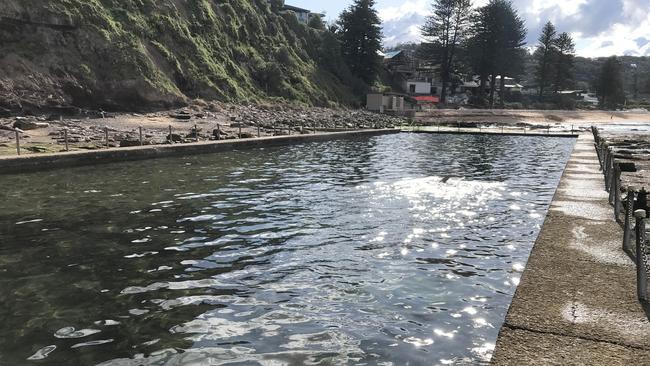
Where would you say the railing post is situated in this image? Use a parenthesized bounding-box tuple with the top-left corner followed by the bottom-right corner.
(168, 125, 173, 144)
(139, 126, 143, 146)
(238, 123, 242, 139)
(624, 189, 636, 252)
(15, 129, 20, 155)
(64, 128, 69, 151)
(215, 124, 220, 140)
(635, 210, 648, 302)
(104, 126, 109, 148)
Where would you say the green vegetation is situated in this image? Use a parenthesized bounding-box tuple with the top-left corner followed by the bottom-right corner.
(597, 56, 626, 109)
(0, 0, 362, 111)
(338, 0, 383, 85)
(466, 0, 527, 108)
(421, 0, 472, 103)
(533, 22, 576, 99)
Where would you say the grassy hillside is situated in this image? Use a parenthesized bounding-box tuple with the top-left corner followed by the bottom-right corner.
(0, 0, 358, 113)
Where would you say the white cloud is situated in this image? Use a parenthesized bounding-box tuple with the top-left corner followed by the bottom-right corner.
(380, 0, 650, 57)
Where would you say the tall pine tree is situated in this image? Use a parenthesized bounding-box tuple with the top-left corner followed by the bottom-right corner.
(535, 22, 557, 100)
(466, 0, 526, 108)
(598, 56, 625, 109)
(338, 0, 383, 85)
(421, 0, 473, 103)
(553, 32, 575, 92)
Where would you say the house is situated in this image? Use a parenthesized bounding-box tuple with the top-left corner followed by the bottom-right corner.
(280, 4, 324, 24)
(405, 80, 434, 95)
(366, 93, 416, 113)
(413, 95, 440, 110)
(494, 76, 524, 92)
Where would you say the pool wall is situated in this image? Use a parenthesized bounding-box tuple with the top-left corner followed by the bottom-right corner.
(0, 129, 399, 174)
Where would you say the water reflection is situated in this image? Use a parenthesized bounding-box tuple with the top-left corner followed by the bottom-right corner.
(0, 133, 574, 365)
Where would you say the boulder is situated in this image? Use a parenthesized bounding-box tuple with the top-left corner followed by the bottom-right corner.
(119, 139, 142, 147)
(13, 119, 49, 130)
(167, 133, 182, 143)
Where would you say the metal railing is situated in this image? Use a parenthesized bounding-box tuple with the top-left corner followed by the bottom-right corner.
(594, 127, 650, 302)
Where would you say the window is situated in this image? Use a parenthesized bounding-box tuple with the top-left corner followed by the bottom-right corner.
(409, 84, 416, 93)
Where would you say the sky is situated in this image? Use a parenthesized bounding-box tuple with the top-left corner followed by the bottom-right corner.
(289, 0, 650, 58)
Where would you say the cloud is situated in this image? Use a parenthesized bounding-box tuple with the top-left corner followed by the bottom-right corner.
(380, 0, 650, 57)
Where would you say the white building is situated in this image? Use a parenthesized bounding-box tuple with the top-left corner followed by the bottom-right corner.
(405, 80, 433, 95)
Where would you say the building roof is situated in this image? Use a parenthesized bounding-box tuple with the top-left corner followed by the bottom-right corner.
(384, 50, 403, 59)
(413, 96, 440, 103)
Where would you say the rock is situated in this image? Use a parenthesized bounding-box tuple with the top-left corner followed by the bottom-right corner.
(119, 140, 143, 147)
(167, 133, 182, 143)
(26, 146, 49, 153)
(213, 129, 228, 138)
(13, 120, 50, 130)
(239, 132, 255, 139)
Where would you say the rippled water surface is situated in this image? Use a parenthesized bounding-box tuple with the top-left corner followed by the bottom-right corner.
(0, 133, 574, 365)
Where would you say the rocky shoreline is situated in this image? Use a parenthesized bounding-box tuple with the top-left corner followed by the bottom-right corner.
(0, 101, 407, 155)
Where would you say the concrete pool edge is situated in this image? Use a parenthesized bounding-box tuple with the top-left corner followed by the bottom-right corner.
(0, 129, 399, 174)
(490, 134, 650, 364)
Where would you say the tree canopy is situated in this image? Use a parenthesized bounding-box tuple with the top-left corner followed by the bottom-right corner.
(421, 0, 473, 103)
(466, 0, 526, 107)
(338, 0, 383, 84)
(598, 56, 625, 109)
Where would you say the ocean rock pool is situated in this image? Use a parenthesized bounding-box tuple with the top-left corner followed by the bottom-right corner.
(0, 133, 575, 365)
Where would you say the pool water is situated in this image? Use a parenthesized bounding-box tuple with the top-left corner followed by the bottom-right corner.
(0, 133, 574, 365)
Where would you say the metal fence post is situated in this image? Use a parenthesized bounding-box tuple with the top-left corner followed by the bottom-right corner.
(139, 126, 143, 146)
(238, 123, 242, 139)
(624, 189, 636, 252)
(15, 130, 20, 155)
(104, 126, 109, 148)
(635, 210, 648, 301)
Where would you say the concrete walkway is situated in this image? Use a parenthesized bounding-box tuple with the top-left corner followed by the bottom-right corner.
(491, 134, 650, 365)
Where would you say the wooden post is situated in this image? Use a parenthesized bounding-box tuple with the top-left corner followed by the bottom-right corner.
(216, 124, 220, 140)
(238, 123, 242, 139)
(64, 128, 69, 151)
(139, 126, 143, 146)
(168, 125, 172, 144)
(105, 126, 109, 148)
(15, 130, 20, 155)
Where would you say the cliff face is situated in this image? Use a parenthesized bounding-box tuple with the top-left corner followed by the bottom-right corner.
(0, 0, 355, 114)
